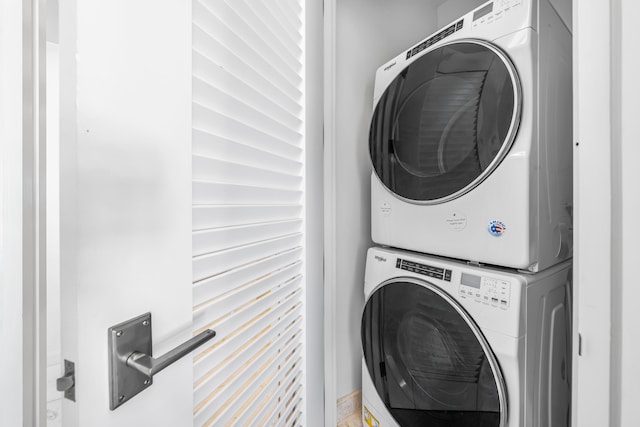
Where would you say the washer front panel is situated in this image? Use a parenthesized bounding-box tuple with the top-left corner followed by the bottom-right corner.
(361, 278, 507, 427)
(369, 39, 521, 203)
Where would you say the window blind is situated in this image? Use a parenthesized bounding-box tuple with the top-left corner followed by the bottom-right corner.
(192, 1, 305, 426)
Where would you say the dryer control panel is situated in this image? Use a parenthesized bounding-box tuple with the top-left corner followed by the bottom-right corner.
(459, 273, 511, 309)
(472, 0, 524, 28)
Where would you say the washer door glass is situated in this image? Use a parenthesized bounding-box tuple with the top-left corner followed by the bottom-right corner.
(370, 41, 520, 203)
(361, 281, 505, 427)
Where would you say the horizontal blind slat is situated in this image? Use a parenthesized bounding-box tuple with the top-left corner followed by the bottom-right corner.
(276, 395, 303, 427)
(198, 0, 303, 86)
(193, 156, 302, 192)
(193, 103, 302, 157)
(265, 383, 302, 426)
(193, 77, 302, 144)
(193, 129, 302, 176)
(194, 305, 301, 389)
(193, 219, 302, 256)
(202, 342, 302, 427)
(193, 235, 302, 282)
(205, 0, 303, 77)
(193, 26, 301, 113)
(193, 262, 301, 322)
(256, 368, 303, 426)
(235, 361, 302, 427)
(273, 0, 303, 30)
(231, 0, 303, 60)
(193, 1, 302, 99)
(194, 314, 302, 404)
(224, 349, 297, 427)
(193, 0, 304, 424)
(193, 180, 302, 205)
(193, 205, 302, 230)
(193, 247, 301, 306)
(193, 281, 301, 349)
(193, 52, 302, 131)
(244, 0, 302, 45)
(279, 0, 303, 15)
(195, 328, 302, 425)
(194, 302, 301, 383)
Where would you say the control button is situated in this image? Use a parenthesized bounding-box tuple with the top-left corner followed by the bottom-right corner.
(484, 296, 489, 300)
(491, 297, 499, 303)
(501, 300, 508, 306)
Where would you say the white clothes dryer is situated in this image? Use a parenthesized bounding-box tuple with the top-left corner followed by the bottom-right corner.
(370, 0, 572, 272)
(361, 247, 571, 427)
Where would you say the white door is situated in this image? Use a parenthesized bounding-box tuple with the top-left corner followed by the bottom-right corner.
(59, 1, 196, 425)
(57, 1, 322, 426)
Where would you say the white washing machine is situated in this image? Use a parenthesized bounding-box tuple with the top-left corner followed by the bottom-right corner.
(361, 247, 571, 427)
(370, 0, 572, 272)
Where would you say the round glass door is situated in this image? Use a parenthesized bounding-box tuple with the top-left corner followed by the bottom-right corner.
(361, 280, 506, 427)
(370, 40, 521, 203)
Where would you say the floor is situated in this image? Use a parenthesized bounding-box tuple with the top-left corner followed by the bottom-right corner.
(338, 412, 362, 427)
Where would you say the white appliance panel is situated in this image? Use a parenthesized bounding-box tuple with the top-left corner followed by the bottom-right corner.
(369, 0, 572, 271)
(362, 247, 571, 427)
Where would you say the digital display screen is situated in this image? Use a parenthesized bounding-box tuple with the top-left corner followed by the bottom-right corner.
(461, 273, 482, 289)
(473, 3, 494, 21)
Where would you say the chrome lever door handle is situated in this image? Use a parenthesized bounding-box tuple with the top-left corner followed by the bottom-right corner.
(108, 312, 216, 410)
(126, 329, 215, 377)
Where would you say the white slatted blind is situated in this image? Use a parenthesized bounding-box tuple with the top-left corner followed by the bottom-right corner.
(192, 1, 305, 426)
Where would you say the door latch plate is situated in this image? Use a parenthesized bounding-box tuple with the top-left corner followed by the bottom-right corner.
(108, 312, 153, 410)
(56, 359, 76, 401)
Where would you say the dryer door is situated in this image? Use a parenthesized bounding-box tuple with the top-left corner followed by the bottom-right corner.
(361, 279, 507, 427)
(370, 40, 521, 203)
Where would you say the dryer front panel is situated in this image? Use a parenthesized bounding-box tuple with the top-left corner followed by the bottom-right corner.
(369, 40, 521, 203)
(361, 279, 507, 426)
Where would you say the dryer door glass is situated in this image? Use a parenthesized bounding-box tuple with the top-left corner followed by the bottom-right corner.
(362, 281, 505, 427)
(370, 41, 520, 203)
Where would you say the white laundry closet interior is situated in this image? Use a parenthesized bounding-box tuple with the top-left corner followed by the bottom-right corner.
(326, 0, 487, 423)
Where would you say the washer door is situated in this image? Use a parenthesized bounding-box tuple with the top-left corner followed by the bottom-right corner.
(361, 280, 507, 427)
(370, 40, 521, 203)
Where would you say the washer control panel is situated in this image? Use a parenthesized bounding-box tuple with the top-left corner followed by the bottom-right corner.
(396, 258, 453, 282)
(459, 273, 511, 308)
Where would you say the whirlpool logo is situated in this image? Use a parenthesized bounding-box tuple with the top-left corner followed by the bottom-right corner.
(383, 62, 396, 72)
(488, 220, 507, 237)
(374, 255, 387, 263)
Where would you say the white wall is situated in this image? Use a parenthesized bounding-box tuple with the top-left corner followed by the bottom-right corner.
(304, 1, 325, 426)
(327, 0, 444, 406)
(572, 1, 612, 424)
(0, 1, 26, 425)
(46, 40, 61, 386)
(573, 0, 640, 426)
(614, 2, 640, 424)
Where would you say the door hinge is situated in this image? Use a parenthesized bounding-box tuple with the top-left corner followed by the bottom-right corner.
(56, 359, 76, 402)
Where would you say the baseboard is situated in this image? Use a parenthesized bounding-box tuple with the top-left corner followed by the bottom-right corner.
(337, 389, 362, 422)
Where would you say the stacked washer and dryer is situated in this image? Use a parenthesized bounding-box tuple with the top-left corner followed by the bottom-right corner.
(360, 0, 573, 426)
